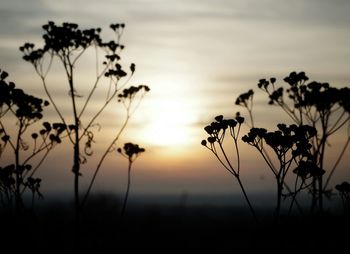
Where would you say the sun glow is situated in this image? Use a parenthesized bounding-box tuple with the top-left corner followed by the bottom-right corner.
(140, 98, 197, 148)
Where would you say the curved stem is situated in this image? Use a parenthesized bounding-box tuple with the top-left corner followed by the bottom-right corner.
(0, 120, 15, 151)
(80, 114, 131, 209)
(236, 176, 258, 223)
(234, 138, 241, 174)
(79, 88, 118, 141)
(208, 147, 235, 176)
(275, 177, 283, 220)
(39, 75, 74, 144)
(323, 136, 350, 190)
(78, 63, 110, 119)
(328, 115, 350, 136)
(15, 120, 24, 212)
(120, 160, 132, 218)
(22, 142, 52, 166)
(248, 108, 254, 128)
(288, 176, 302, 216)
(256, 146, 278, 176)
(21, 149, 51, 195)
(256, 145, 303, 214)
(81, 89, 147, 208)
(217, 141, 237, 175)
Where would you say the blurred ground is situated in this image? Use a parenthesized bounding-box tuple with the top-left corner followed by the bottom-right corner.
(1, 194, 349, 254)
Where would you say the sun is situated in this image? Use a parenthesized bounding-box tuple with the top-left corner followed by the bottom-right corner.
(139, 98, 197, 148)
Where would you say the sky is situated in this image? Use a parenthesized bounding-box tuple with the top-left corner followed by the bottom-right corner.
(1, 0, 350, 204)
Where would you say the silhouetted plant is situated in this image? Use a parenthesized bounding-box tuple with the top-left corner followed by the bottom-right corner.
(201, 113, 257, 222)
(235, 89, 254, 127)
(20, 22, 149, 233)
(237, 72, 350, 213)
(242, 124, 318, 218)
(0, 69, 65, 212)
(117, 142, 145, 217)
(335, 181, 350, 213)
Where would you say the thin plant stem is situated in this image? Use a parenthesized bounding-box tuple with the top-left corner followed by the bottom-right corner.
(120, 159, 132, 218)
(236, 176, 258, 223)
(324, 136, 350, 191)
(80, 114, 131, 209)
(14, 120, 24, 212)
(288, 176, 300, 216)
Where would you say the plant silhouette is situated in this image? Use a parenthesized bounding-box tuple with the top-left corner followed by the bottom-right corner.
(236, 71, 350, 215)
(0, 69, 65, 213)
(202, 113, 258, 222)
(242, 124, 319, 218)
(203, 71, 350, 220)
(335, 181, 350, 213)
(117, 142, 145, 217)
(20, 21, 150, 246)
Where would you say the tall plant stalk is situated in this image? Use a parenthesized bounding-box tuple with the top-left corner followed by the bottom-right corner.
(0, 69, 64, 213)
(116, 143, 145, 217)
(20, 22, 150, 244)
(202, 114, 258, 222)
(237, 72, 350, 214)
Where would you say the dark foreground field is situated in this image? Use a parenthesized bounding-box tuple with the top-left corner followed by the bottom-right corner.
(1, 195, 349, 254)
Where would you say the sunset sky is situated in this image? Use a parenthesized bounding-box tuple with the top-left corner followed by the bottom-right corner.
(1, 0, 350, 205)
